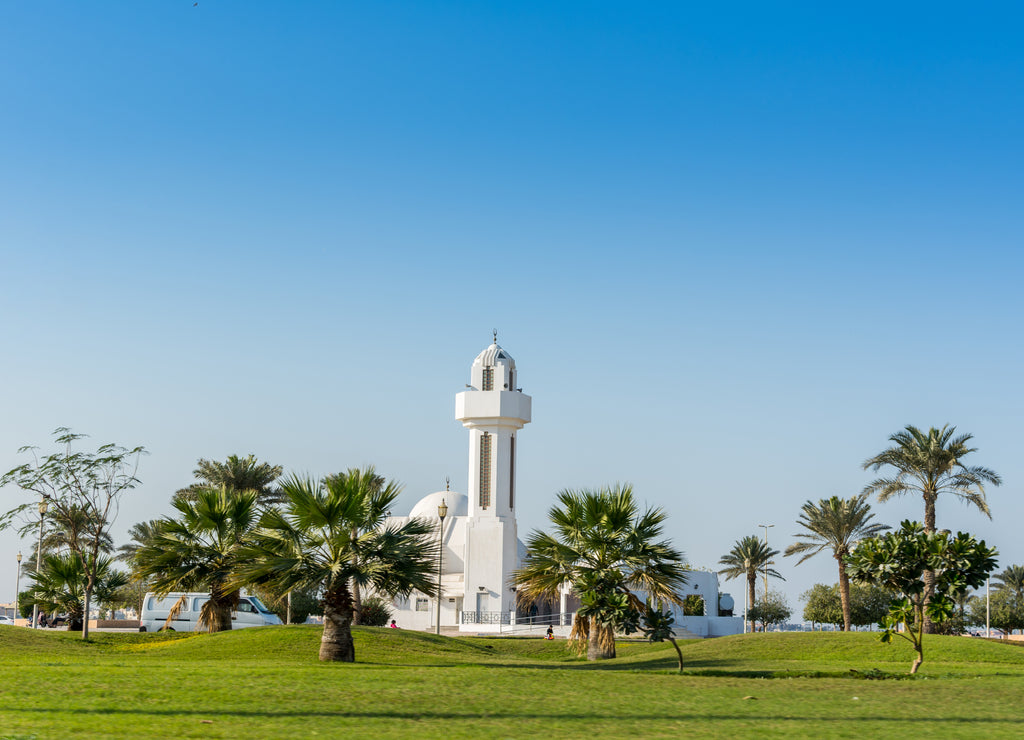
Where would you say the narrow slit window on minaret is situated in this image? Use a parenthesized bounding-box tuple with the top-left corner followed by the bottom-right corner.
(480, 433, 492, 508)
(482, 367, 494, 391)
(509, 435, 515, 510)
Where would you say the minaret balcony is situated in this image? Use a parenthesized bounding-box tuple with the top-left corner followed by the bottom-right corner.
(455, 390, 532, 427)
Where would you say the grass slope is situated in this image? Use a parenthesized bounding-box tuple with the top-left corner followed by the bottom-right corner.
(1, 627, 1022, 739)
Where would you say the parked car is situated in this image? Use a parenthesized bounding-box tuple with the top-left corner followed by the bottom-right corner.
(0, 615, 16, 626)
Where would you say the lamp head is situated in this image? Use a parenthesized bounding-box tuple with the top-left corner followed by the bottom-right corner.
(38, 500, 48, 515)
(437, 499, 448, 520)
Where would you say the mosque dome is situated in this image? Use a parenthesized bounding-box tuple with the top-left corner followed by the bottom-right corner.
(408, 490, 469, 520)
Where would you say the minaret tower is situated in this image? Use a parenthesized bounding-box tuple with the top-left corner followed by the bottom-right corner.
(455, 333, 531, 619)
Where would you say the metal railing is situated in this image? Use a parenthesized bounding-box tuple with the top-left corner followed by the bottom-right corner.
(461, 610, 511, 625)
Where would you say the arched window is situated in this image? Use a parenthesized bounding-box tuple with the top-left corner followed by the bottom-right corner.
(482, 367, 494, 391)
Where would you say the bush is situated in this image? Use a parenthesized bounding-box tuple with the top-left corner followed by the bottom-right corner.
(360, 596, 393, 627)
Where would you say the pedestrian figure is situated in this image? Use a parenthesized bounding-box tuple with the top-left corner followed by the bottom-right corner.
(390, 619, 398, 629)
(545, 626, 554, 640)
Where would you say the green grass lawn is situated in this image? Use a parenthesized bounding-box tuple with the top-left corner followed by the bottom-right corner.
(2, 626, 1023, 739)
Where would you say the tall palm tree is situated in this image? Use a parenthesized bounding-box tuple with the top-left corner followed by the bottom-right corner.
(784, 494, 889, 631)
(862, 425, 1001, 533)
(25, 552, 129, 631)
(116, 519, 162, 564)
(993, 565, 1024, 597)
(233, 473, 437, 662)
(863, 424, 1001, 633)
(323, 467, 393, 624)
(134, 487, 260, 632)
(513, 484, 688, 661)
(174, 454, 284, 507)
(718, 535, 782, 631)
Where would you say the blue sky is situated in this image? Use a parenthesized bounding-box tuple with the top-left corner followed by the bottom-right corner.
(1, 1, 1022, 614)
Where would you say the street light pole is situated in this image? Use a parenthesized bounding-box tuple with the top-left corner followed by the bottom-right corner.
(435, 498, 448, 636)
(32, 499, 47, 629)
(15, 552, 22, 622)
(986, 577, 991, 638)
(758, 524, 774, 602)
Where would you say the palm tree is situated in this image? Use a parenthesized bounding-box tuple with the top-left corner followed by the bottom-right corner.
(862, 425, 1001, 533)
(116, 519, 162, 564)
(322, 467, 393, 625)
(994, 565, 1024, 597)
(25, 552, 129, 631)
(134, 487, 260, 632)
(513, 485, 688, 661)
(174, 454, 284, 507)
(718, 535, 782, 632)
(233, 472, 437, 662)
(784, 494, 889, 631)
(863, 424, 1002, 633)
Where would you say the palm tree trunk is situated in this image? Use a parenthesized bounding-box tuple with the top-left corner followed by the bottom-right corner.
(82, 589, 92, 639)
(320, 584, 356, 662)
(922, 494, 937, 634)
(747, 572, 756, 632)
(586, 622, 616, 660)
(351, 579, 362, 626)
(837, 557, 852, 632)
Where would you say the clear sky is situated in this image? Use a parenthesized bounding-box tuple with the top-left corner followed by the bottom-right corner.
(2, 1, 1022, 617)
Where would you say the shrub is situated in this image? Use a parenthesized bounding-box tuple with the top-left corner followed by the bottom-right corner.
(360, 596, 393, 627)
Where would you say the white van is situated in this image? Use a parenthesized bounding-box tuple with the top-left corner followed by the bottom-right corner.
(139, 592, 283, 632)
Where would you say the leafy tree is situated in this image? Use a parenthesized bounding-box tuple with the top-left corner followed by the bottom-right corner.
(747, 589, 791, 631)
(862, 425, 1001, 634)
(801, 582, 893, 628)
(718, 535, 783, 632)
(784, 494, 889, 631)
(846, 520, 996, 674)
(233, 472, 437, 662)
(358, 596, 394, 627)
(801, 583, 843, 627)
(135, 487, 260, 632)
(682, 594, 705, 616)
(968, 588, 1024, 634)
(0, 429, 146, 639)
(24, 552, 129, 631)
(513, 484, 688, 661)
(175, 454, 283, 507)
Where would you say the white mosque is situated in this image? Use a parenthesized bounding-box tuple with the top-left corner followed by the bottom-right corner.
(385, 338, 743, 638)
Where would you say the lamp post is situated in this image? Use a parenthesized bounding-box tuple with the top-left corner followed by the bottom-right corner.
(435, 498, 448, 635)
(743, 557, 750, 634)
(32, 499, 47, 629)
(15, 552, 22, 622)
(986, 577, 991, 638)
(758, 523, 774, 601)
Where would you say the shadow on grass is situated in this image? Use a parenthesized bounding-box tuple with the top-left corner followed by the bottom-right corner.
(5, 707, 1024, 724)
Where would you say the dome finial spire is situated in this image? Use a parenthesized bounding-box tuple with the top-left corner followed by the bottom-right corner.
(493, 328, 498, 345)
(445, 476, 450, 491)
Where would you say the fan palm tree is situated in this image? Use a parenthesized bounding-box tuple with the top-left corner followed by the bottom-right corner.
(323, 467, 393, 624)
(233, 472, 437, 662)
(993, 565, 1024, 597)
(134, 487, 260, 632)
(718, 535, 782, 631)
(862, 425, 1001, 533)
(513, 484, 688, 661)
(784, 494, 889, 631)
(863, 425, 1001, 633)
(25, 552, 129, 631)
